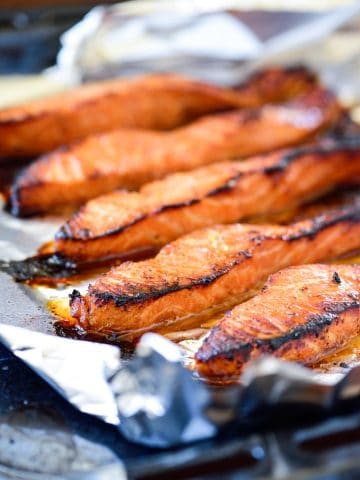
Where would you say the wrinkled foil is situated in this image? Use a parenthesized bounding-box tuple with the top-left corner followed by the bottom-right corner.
(1, 1, 360, 450)
(54, 1, 360, 90)
(1, 327, 360, 448)
(0, 323, 121, 424)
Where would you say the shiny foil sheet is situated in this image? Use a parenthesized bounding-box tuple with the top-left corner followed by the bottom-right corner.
(1, 1, 360, 453)
(1, 326, 360, 449)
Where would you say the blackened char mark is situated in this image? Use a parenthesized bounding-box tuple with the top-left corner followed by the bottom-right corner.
(90, 200, 360, 308)
(284, 202, 360, 242)
(91, 249, 253, 308)
(333, 271, 341, 284)
(57, 139, 360, 241)
(197, 301, 359, 363)
(0, 254, 77, 282)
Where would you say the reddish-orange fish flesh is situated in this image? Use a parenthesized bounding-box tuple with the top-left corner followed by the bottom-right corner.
(54, 141, 360, 264)
(0, 67, 317, 160)
(69, 199, 360, 341)
(8, 87, 341, 216)
(195, 264, 360, 380)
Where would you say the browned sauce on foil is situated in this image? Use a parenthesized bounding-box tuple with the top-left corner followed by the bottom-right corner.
(49, 299, 135, 357)
(2, 246, 160, 286)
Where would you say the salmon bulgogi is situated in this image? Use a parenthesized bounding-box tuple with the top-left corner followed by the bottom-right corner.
(54, 141, 360, 264)
(8, 87, 341, 216)
(195, 264, 360, 380)
(69, 199, 360, 340)
(0, 67, 317, 160)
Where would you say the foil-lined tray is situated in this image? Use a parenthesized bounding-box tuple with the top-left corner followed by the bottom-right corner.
(1, 2, 360, 477)
(2, 343, 360, 480)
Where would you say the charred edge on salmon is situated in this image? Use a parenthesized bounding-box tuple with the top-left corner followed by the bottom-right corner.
(196, 301, 359, 363)
(0, 254, 77, 282)
(57, 139, 360, 241)
(83, 249, 254, 308)
(5, 181, 22, 217)
(6, 85, 342, 217)
(80, 206, 360, 309)
(284, 203, 360, 241)
(5, 179, 46, 217)
(5, 145, 75, 217)
(333, 271, 342, 284)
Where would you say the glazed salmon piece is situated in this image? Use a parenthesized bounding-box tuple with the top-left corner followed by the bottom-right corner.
(8, 87, 341, 216)
(69, 199, 360, 340)
(54, 141, 360, 263)
(0, 67, 317, 160)
(195, 264, 360, 380)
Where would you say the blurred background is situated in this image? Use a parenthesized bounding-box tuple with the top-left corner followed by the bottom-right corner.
(0, 0, 359, 108)
(0, 1, 115, 74)
(0, 1, 355, 73)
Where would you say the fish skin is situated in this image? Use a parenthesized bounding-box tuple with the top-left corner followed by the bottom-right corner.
(0, 67, 317, 161)
(195, 264, 360, 380)
(8, 87, 341, 216)
(53, 141, 360, 263)
(69, 200, 360, 340)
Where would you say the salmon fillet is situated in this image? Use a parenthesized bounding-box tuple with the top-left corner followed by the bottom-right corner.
(8, 87, 341, 216)
(69, 199, 360, 340)
(0, 67, 316, 160)
(195, 264, 360, 380)
(55, 141, 360, 263)
(248, 188, 360, 226)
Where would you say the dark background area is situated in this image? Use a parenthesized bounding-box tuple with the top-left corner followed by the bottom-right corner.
(0, 2, 123, 73)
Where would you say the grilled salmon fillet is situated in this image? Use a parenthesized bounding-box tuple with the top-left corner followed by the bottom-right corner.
(0, 67, 316, 160)
(195, 264, 360, 380)
(55, 141, 360, 263)
(69, 199, 360, 340)
(8, 87, 341, 216)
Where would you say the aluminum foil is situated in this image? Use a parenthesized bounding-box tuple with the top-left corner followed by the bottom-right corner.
(1, 1, 360, 451)
(1, 326, 360, 448)
(0, 324, 121, 424)
(53, 0, 360, 89)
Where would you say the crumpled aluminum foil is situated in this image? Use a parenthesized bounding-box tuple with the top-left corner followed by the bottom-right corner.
(0, 323, 121, 425)
(111, 334, 216, 447)
(53, 0, 360, 87)
(1, 325, 360, 448)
